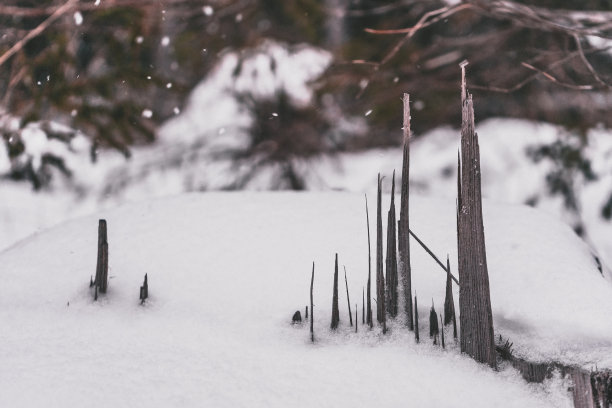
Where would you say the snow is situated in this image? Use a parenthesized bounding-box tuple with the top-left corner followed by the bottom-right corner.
(2, 192, 610, 406)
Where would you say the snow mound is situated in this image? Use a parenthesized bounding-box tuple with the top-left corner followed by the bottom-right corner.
(1, 192, 609, 406)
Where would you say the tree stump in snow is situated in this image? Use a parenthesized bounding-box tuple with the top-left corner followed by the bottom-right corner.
(292, 311, 302, 324)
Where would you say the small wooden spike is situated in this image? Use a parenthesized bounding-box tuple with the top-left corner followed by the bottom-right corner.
(355, 303, 358, 333)
(430, 300, 439, 345)
(441, 315, 446, 349)
(414, 294, 420, 343)
(362, 287, 365, 325)
(444, 255, 456, 326)
(365, 195, 373, 329)
(310, 262, 315, 342)
(331, 254, 340, 330)
(305, 306, 308, 320)
(344, 266, 353, 326)
(376, 174, 386, 334)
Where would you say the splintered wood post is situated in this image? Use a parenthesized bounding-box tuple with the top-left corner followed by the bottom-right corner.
(331, 254, 340, 330)
(344, 266, 353, 326)
(310, 262, 314, 342)
(355, 304, 358, 333)
(365, 195, 373, 329)
(457, 61, 496, 368)
(376, 174, 387, 333)
(440, 315, 446, 349)
(399, 92, 413, 330)
(414, 294, 419, 343)
(386, 170, 398, 318)
(430, 300, 439, 345)
(305, 306, 308, 320)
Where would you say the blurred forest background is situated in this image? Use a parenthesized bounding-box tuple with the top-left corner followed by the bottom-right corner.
(2, 0, 612, 255)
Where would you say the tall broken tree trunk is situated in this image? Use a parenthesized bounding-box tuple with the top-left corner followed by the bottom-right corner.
(457, 62, 496, 368)
(310, 262, 315, 342)
(386, 170, 398, 318)
(331, 254, 340, 330)
(365, 195, 373, 329)
(344, 267, 353, 327)
(398, 93, 414, 330)
(376, 174, 386, 333)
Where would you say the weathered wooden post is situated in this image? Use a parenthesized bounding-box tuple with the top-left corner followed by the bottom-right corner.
(376, 174, 387, 333)
(331, 254, 340, 330)
(457, 61, 496, 368)
(398, 93, 413, 330)
(386, 171, 398, 318)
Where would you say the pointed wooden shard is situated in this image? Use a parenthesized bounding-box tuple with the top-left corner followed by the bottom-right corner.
(331, 254, 340, 330)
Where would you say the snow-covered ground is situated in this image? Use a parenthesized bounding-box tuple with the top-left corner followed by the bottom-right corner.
(1, 192, 610, 406)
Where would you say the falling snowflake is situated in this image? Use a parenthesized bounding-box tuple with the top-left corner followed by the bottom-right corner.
(73, 12, 83, 26)
(203, 5, 214, 16)
(142, 109, 153, 118)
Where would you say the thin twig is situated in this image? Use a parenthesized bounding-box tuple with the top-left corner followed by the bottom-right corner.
(408, 227, 459, 285)
(521, 62, 594, 90)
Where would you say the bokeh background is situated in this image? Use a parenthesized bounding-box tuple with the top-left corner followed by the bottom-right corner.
(1, 0, 612, 268)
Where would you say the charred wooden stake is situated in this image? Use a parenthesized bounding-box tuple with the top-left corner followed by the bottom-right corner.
(430, 300, 439, 345)
(365, 195, 373, 329)
(344, 266, 353, 326)
(386, 170, 398, 318)
(331, 254, 340, 330)
(399, 92, 414, 330)
(414, 294, 419, 343)
(355, 304, 358, 333)
(310, 262, 315, 342)
(457, 62, 496, 368)
(376, 174, 386, 333)
(305, 306, 308, 320)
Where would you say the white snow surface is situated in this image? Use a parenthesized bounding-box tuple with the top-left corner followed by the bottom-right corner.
(2, 192, 611, 406)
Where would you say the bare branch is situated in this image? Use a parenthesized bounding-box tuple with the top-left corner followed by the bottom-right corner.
(0, 0, 78, 69)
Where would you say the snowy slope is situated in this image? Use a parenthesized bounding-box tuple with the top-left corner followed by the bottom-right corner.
(1, 192, 610, 407)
